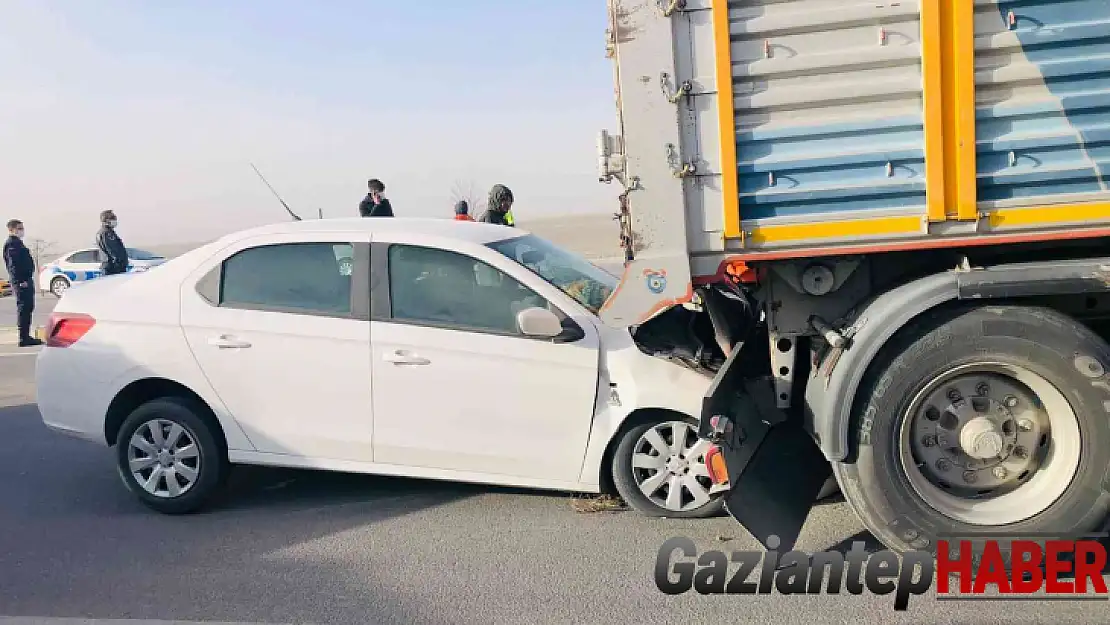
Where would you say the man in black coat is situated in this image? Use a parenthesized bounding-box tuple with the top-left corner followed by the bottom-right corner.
(358, 179, 395, 217)
(3, 219, 43, 347)
(478, 184, 515, 226)
(96, 210, 129, 276)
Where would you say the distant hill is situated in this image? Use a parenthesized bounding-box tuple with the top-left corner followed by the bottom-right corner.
(144, 213, 623, 261)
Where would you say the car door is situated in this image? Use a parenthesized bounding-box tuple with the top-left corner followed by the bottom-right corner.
(180, 232, 374, 462)
(64, 249, 102, 282)
(369, 238, 602, 484)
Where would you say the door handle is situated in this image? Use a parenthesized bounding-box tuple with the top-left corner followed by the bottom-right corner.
(208, 335, 252, 349)
(383, 350, 430, 366)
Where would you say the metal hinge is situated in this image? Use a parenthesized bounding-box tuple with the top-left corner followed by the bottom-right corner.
(658, 0, 687, 17)
(660, 72, 693, 103)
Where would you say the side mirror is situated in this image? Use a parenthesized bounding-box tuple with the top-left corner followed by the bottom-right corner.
(516, 307, 563, 338)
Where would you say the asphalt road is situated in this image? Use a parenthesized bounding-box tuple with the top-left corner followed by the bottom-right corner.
(0, 292, 56, 331)
(1, 349, 1108, 625)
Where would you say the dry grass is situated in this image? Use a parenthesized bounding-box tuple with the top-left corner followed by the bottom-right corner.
(569, 494, 628, 514)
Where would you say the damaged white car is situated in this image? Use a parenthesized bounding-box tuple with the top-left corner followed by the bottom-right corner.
(36, 218, 751, 517)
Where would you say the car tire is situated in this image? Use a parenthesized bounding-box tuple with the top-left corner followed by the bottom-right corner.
(115, 397, 229, 515)
(611, 415, 725, 519)
(835, 304, 1110, 561)
(50, 276, 69, 298)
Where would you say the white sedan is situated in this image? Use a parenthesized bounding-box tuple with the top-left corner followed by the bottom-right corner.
(35, 218, 724, 518)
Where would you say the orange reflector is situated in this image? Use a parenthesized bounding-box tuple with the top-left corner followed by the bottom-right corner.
(724, 260, 757, 283)
(705, 445, 729, 485)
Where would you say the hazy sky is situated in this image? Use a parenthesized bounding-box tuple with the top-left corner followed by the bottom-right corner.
(1, 0, 620, 251)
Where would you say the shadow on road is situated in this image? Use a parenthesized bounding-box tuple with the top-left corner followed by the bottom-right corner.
(0, 402, 469, 624)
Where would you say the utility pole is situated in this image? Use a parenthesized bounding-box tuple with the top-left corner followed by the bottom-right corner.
(25, 238, 57, 270)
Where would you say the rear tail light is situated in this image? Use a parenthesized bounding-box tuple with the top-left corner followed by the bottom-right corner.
(45, 313, 96, 348)
(705, 445, 729, 486)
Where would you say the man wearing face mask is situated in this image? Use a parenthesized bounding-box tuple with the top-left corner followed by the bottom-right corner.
(3, 219, 42, 347)
(96, 210, 129, 276)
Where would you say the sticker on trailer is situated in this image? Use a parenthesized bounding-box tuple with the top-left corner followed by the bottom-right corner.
(643, 269, 668, 294)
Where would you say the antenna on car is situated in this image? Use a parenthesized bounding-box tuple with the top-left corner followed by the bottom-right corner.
(249, 163, 303, 222)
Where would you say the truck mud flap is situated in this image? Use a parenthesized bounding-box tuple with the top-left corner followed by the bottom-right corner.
(700, 346, 832, 553)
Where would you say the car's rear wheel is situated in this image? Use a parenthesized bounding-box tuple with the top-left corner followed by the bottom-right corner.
(115, 398, 228, 514)
(50, 276, 69, 297)
(611, 416, 725, 518)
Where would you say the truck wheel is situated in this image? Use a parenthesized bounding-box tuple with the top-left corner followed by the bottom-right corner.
(611, 415, 725, 518)
(115, 397, 229, 515)
(836, 304, 1110, 559)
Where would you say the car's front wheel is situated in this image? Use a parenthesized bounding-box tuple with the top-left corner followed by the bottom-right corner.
(115, 398, 229, 514)
(611, 416, 725, 518)
(50, 276, 69, 298)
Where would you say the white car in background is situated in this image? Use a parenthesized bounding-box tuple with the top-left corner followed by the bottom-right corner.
(35, 218, 731, 518)
(38, 247, 167, 297)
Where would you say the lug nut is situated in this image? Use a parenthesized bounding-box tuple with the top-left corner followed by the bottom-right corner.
(976, 382, 990, 396)
(947, 389, 963, 403)
(1004, 395, 1018, 408)
(992, 466, 1007, 479)
(936, 459, 952, 472)
(963, 471, 978, 484)
(1018, 419, 1034, 432)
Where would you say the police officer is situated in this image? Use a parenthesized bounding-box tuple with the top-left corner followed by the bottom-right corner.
(96, 210, 129, 276)
(3, 219, 42, 347)
(479, 184, 516, 226)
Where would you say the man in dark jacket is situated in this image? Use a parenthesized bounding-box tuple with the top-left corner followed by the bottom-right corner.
(358, 178, 395, 217)
(3, 219, 42, 347)
(96, 210, 129, 276)
(478, 184, 515, 226)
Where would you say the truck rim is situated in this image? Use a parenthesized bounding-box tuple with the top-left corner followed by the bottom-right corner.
(898, 362, 1081, 526)
(632, 421, 714, 512)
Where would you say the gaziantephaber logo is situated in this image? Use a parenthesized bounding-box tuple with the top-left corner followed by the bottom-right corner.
(655, 534, 1109, 611)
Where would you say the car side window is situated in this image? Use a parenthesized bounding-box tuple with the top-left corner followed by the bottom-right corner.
(387, 244, 549, 335)
(219, 242, 354, 316)
(69, 251, 98, 263)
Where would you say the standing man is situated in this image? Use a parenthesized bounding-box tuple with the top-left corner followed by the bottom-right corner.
(3, 219, 42, 347)
(96, 210, 129, 276)
(479, 184, 516, 226)
(359, 178, 395, 217)
(453, 200, 474, 221)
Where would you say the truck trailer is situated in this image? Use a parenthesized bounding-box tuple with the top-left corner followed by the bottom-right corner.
(600, 0, 1110, 561)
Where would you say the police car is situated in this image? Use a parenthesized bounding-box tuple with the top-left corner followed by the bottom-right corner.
(38, 247, 167, 297)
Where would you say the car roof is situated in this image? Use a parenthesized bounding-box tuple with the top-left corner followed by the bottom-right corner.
(218, 217, 527, 246)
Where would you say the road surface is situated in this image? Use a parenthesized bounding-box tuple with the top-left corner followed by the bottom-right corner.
(0, 292, 56, 332)
(1, 347, 1107, 624)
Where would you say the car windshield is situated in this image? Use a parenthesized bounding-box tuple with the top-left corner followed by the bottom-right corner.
(127, 248, 164, 261)
(487, 234, 618, 314)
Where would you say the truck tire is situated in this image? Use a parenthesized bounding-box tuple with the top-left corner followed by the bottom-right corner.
(612, 415, 725, 519)
(115, 397, 229, 515)
(835, 304, 1110, 560)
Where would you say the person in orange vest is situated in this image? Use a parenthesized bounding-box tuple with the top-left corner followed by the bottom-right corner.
(453, 200, 475, 221)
